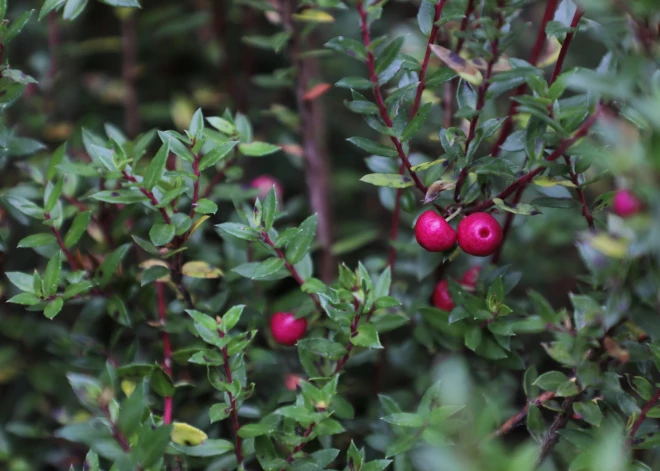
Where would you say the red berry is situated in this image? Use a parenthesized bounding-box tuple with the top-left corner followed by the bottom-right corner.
(613, 189, 641, 218)
(432, 280, 455, 312)
(270, 312, 307, 346)
(460, 266, 481, 288)
(250, 175, 283, 201)
(414, 210, 457, 252)
(457, 212, 503, 257)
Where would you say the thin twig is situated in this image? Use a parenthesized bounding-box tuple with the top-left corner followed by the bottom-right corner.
(493, 391, 556, 437)
(122, 170, 171, 224)
(536, 395, 579, 467)
(201, 157, 238, 199)
(490, 0, 559, 158)
(217, 324, 244, 465)
(389, 0, 448, 270)
(466, 107, 601, 215)
(626, 388, 660, 449)
(356, 0, 428, 194)
(282, 422, 316, 467)
(454, 0, 476, 54)
(454, 0, 505, 201)
(45, 213, 80, 270)
(334, 308, 362, 374)
(261, 231, 323, 312)
(157, 282, 173, 425)
(564, 154, 595, 231)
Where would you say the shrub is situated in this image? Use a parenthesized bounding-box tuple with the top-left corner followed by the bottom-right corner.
(2, 0, 660, 470)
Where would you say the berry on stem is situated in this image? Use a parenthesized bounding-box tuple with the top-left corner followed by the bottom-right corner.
(270, 312, 307, 346)
(432, 279, 455, 312)
(461, 266, 481, 288)
(250, 175, 283, 201)
(414, 210, 457, 252)
(457, 212, 503, 257)
(613, 189, 642, 218)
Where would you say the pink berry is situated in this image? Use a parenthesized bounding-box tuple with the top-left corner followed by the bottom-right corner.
(284, 374, 302, 391)
(460, 266, 481, 288)
(250, 175, 283, 201)
(613, 189, 642, 218)
(270, 312, 307, 346)
(457, 213, 503, 257)
(414, 210, 457, 252)
(432, 280, 455, 312)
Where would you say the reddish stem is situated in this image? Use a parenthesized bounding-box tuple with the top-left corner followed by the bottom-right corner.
(493, 391, 556, 437)
(201, 157, 238, 199)
(333, 310, 361, 374)
(261, 231, 323, 312)
(454, 0, 476, 54)
(467, 108, 601, 214)
(454, 0, 505, 201)
(217, 327, 244, 465)
(122, 170, 172, 224)
(390, 0, 448, 270)
(490, 0, 559, 158)
(564, 154, 595, 231)
(282, 422, 316, 467)
(628, 389, 660, 447)
(157, 282, 173, 424)
(492, 6, 586, 261)
(357, 1, 428, 194)
(45, 213, 80, 270)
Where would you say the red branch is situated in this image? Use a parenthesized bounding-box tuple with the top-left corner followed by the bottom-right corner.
(493, 391, 556, 437)
(492, 6, 586, 260)
(45, 213, 80, 270)
(217, 326, 244, 465)
(357, 0, 428, 194)
(389, 0, 448, 270)
(467, 108, 601, 215)
(122, 170, 172, 224)
(283, 422, 316, 467)
(628, 389, 660, 447)
(454, 0, 476, 54)
(157, 282, 173, 425)
(261, 231, 323, 312)
(564, 155, 595, 231)
(334, 309, 362, 374)
(454, 0, 505, 201)
(490, 0, 559, 157)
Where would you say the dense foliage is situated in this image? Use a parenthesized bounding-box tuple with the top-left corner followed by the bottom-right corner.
(2, 0, 660, 470)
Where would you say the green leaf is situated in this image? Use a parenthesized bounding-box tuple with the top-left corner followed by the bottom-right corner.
(238, 142, 280, 157)
(206, 116, 236, 135)
(7, 292, 40, 305)
(221, 305, 245, 332)
(286, 214, 317, 264)
(382, 412, 424, 427)
(6, 272, 34, 292)
(209, 403, 231, 422)
(429, 405, 464, 425)
(417, 0, 435, 35)
(189, 108, 204, 139)
(137, 424, 172, 468)
(345, 100, 379, 114)
(533, 371, 570, 392)
(385, 434, 416, 457)
(44, 179, 64, 213)
(149, 223, 175, 246)
(142, 142, 170, 191)
(325, 36, 366, 61)
(171, 439, 233, 457)
(194, 198, 218, 215)
(360, 174, 414, 189)
(5, 10, 33, 44)
(493, 198, 541, 216)
(401, 103, 431, 141)
(150, 364, 174, 397)
(216, 222, 261, 241)
(63, 0, 88, 20)
(238, 415, 281, 438)
(251, 257, 286, 280)
(96, 243, 131, 287)
(335, 76, 373, 90)
(198, 141, 238, 170)
(40, 0, 66, 20)
(530, 197, 577, 209)
(375, 37, 404, 75)
(43, 251, 62, 296)
(351, 324, 383, 348)
(262, 188, 277, 231)
(64, 212, 92, 248)
(158, 131, 195, 163)
(17, 233, 56, 248)
(99, 0, 141, 6)
(573, 401, 602, 427)
(4, 195, 44, 219)
(297, 338, 346, 360)
(44, 297, 64, 319)
(141, 266, 169, 286)
(117, 381, 146, 436)
(243, 32, 291, 52)
(347, 136, 398, 157)
(91, 190, 149, 204)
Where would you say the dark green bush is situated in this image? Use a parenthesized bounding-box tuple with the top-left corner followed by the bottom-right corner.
(2, 0, 660, 470)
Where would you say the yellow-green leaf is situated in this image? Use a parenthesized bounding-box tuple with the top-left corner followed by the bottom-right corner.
(292, 9, 334, 23)
(430, 45, 483, 86)
(171, 422, 208, 446)
(588, 234, 628, 259)
(182, 261, 223, 279)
